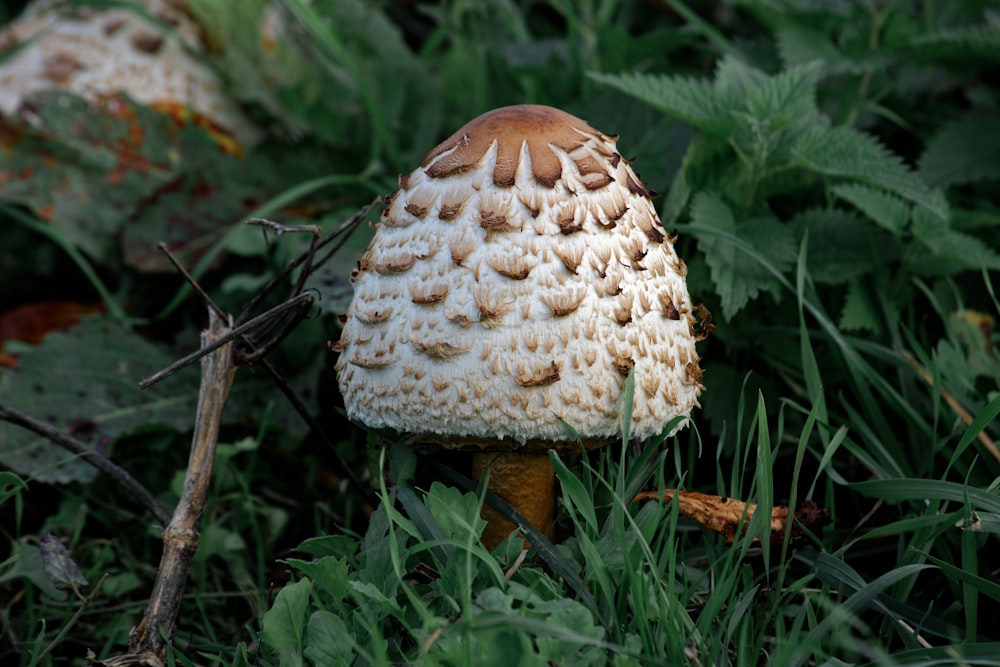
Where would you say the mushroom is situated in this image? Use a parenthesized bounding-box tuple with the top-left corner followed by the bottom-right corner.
(0, 0, 259, 151)
(334, 104, 705, 549)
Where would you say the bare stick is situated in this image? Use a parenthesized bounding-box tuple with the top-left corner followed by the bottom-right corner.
(110, 309, 236, 666)
(0, 404, 171, 527)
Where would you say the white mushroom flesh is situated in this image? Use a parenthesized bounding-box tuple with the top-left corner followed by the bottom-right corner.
(335, 105, 704, 443)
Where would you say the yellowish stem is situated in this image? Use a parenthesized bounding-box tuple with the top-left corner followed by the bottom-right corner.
(472, 451, 555, 550)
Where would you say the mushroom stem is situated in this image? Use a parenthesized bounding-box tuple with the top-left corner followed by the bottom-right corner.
(472, 451, 555, 550)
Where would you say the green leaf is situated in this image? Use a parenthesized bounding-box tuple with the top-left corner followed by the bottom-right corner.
(839, 280, 882, 334)
(914, 549, 1000, 603)
(689, 193, 796, 318)
(0, 315, 201, 484)
(919, 111, 1000, 188)
(910, 207, 1000, 275)
(909, 25, 1000, 65)
(831, 183, 910, 236)
(849, 479, 1000, 515)
(303, 611, 355, 667)
(260, 578, 312, 660)
(790, 207, 890, 283)
(744, 61, 822, 130)
(587, 71, 732, 137)
(775, 25, 845, 70)
(284, 557, 350, 603)
(793, 126, 945, 219)
(424, 481, 487, 542)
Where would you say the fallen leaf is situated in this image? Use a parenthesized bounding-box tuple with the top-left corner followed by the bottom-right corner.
(0, 301, 103, 368)
(635, 489, 830, 544)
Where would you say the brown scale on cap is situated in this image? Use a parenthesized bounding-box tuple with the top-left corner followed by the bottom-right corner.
(422, 105, 615, 188)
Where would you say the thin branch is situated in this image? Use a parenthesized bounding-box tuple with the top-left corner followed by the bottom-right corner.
(139, 292, 316, 389)
(156, 242, 227, 322)
(254, 356, 375, 505)
(235, 197, 378, 326)
(0, 404, 171, 527)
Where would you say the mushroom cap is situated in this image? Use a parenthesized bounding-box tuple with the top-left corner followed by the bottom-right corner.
(334, 104, 704, 447)
(0, 0, 259, 148)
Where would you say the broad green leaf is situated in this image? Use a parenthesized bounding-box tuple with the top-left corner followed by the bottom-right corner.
(0, 315, 200, 483)
(793, 126, 946, 220)
(587, 71, 732, 137)
(424, 481, 487, 542)
(832, 183, 910, 236)
(303, 611, 355, 667)
(260, 578, 312, 661)
(919, 111, 1000, 188)
(790, 207, 891, 283)
(689, 193, 796, 318)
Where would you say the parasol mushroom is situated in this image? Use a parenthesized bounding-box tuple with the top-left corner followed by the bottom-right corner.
(333, 104, 706, 549)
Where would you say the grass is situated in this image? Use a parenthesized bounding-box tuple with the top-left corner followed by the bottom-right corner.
(1, 0, 999, 665)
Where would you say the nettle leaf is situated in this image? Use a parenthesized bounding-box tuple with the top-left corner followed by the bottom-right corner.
(713, 56, 768, 110)
(776, 25, 848, 71)
(745, 61, 822, 129)
(839, 280, 882, 334)
(909, 25, 1000, 66)
(791, 207, 892, 284)
(831, 183, 909, 236)
(910, 208, 1000, 276)
(793, 126, 946, 220)
(587, 71, 732, 137)
(689, 193, 795, 319)
(919, 111, 1000, 188)
(0, 315, 201, 484)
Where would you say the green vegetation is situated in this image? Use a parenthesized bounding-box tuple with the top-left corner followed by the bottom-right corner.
(1, 0, 999, 665)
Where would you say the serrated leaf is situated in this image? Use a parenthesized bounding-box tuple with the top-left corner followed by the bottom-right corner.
(745, 61, 822, 130)
(832, 183, 909, 235)
(712, 56, 768, 111)
(791, 207, 892, 283)
(0, 315, 201, 483)
(284, 557, 350, 603)
(910, 207, 1000, 275)
(909, 25, 1000, 65)
(839, 280, 882, 334)
(919, 111, 1000, 188)
(587, 71, 732, 137)
(689, 193, 796, 318)
(793, 126, 945, 219)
